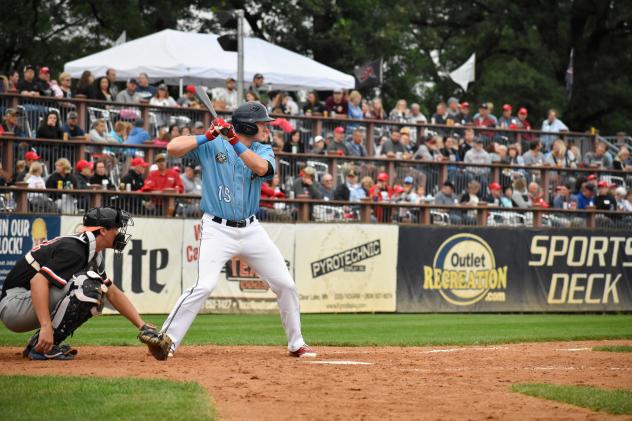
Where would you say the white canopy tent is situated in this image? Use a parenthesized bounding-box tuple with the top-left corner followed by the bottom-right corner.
(64, 29, 355, 91)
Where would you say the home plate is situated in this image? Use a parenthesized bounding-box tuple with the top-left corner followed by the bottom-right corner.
(306, 360, 373, 365)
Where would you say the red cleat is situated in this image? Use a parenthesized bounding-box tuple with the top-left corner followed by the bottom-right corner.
(289, 345, 317, 358)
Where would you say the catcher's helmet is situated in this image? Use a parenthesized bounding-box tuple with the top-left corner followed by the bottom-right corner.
(232, 101, 274, 136)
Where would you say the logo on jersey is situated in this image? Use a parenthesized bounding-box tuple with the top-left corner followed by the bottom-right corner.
(215, 152, 227, 163)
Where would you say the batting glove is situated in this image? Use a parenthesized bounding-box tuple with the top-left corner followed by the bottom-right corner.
(205, 117, 231, 141)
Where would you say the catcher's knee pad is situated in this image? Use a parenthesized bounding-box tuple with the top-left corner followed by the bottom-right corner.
(51, 271, 108, 344)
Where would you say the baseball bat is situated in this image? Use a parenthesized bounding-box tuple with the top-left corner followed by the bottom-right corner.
(194, 85, 230, 136)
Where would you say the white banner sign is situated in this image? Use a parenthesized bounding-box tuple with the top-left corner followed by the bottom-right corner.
(61, 216, 183, 314)
(294, 225, 398, 312)
(181, 220, 296, 313)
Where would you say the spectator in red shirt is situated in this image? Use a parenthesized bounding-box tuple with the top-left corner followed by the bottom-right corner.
(474, 103, 496, 140)
(324, 89, 348, 118)
(260, 174, 286, 209)
(369, 172, 394, 222)
(141, 153, 183, 193)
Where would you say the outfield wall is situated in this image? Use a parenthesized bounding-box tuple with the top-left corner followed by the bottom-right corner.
(1, 214, 630, 313)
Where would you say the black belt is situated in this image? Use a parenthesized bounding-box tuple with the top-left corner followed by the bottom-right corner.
(211, 215, 255, 228)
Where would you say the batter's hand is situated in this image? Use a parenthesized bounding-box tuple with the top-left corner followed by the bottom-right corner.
(206, 118, 233, 141)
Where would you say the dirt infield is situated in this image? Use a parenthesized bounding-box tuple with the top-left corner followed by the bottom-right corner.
(1, 341, 631, 420)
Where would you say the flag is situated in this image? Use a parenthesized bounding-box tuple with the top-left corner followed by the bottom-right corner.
(114, 31, 126, 46)
(565, 48, 574, 101)
(449, 53, 476, 92)
(354, 58, 383, 89)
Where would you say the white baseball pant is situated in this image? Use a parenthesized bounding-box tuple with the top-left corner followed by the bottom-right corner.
(161, 213, 306, 352)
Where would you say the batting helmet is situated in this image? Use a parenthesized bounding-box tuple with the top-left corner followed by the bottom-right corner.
(232, 101, 274, 136)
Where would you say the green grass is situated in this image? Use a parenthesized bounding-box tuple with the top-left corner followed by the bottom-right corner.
(512, 383, 632, 415)
(0, 375, 215, 421)
(1, 314, 631, 347)
(593, 345, 632, 353)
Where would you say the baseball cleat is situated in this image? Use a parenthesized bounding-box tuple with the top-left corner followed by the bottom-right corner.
(24, 344, 76, 360)
(289, 345, 317, 358)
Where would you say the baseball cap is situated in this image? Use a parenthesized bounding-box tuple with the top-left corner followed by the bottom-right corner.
(226, 77, 236, 82)
(400, 127, 410, 135)
(76, 159, 93, 172)
(377, 172, 389, 181)
(67, 111, 78, 119)
(131, 157, 149, 167)
(502, 104, 512, 111)
(25, 151, 41, 161)
(254, 73, 264, 79)
(127, 78, 138, 85)
(39, 66, 50, 75)
(489, 182, 502, 191)
(313, 135, 324, 144)
(597, 181, 609, 188)
(23, 64, 34, 72)
(480, 103, 489, 109)
(404, 176, 414, 184)
(443, 180, 455, 190)
(158, 83, 168, 90)
(134, 118, 145, 128)
(155, 153, 167, 162)
(518, 107, 528, 115)
(393, 184, 405, 194)
(302, 166, 316, 177)
(447, 97, 459, 105)
(585, 183, 596, 192)
(474, 137, 484, 144)
(194, 121, 204, 129)
(461, 102, 470, 109)
(185, 85, 196, 94)
(5, 108, 17, 116)
(587, 174, 597, 181)
(334, 127, 345, 134)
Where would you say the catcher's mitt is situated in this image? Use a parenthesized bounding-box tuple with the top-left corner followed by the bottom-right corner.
(138, 324, 172, 361)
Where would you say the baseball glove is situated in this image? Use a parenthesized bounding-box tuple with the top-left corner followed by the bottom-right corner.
(138, 324, 172, 361)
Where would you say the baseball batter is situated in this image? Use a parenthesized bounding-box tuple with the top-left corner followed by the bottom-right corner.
(154, 101, 315, 359)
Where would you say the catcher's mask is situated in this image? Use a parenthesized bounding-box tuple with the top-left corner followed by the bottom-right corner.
(81, 207, 133, 253)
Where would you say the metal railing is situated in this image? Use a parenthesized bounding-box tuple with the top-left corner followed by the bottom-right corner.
(1, 187, 631, 230)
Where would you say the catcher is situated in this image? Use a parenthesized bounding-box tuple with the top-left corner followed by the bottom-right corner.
(0, 206, 166, 360)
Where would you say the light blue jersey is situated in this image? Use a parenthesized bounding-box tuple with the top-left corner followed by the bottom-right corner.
(189, 137, 275, 220)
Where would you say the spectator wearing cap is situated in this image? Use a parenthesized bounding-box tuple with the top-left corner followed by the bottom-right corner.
(576, 183, 596, 209)
(540, 109, 569, 151)
(150, 84, 177, 107)
(213, 78, 239, 112)
(346, 129, 368, 157)
(36, 66, 53, 96)
(303, 90, 325, 116)
(334, 170, 360, 201)
(193, 121, 205, 136)
(15, 151, 43, 182)
(380, 129, 405, 157)
(414, 135, 441, 161)
(485, 182, 504, 205)
(594, 181, 616, 211)
(116, 79, 141, 103)
(457, 102, 472, 125)
(552, 183, 577, 209)
(36, 111, 63, 140)
(2, 108, 27, 137)
(74, 70, 97, 99)
(510, 108, 531, 131)
(433, 181, 462, 224)
(177, 85, 196, 107)
(292, 166, 322, 199)
(62, 111, 85, 139)
(73, 160, 94, 189)
(125, 119, 151, 145)
(141, 153, 183, 193)
(464, 137, 491, 176)
(327, 127, 350, 155)
(324, 89, 348, 118)
(136, 72, 156, 101)
(121, 157, 149, 191)
(249, 73, 269, 104)
(498, 104, 516, 129)
(310, 135, 326, 155)
(369, 172, 393, 221)
(319, 173, 336, 200)
(17, 65, 39, 96)
(401, 176, 420, 203)
(283, 130, 305, 154)
(583, 141, 613, 169)
(473, 103, 496, 139)
(106, 68, 119, 98)
(95, 76, 113, 101)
